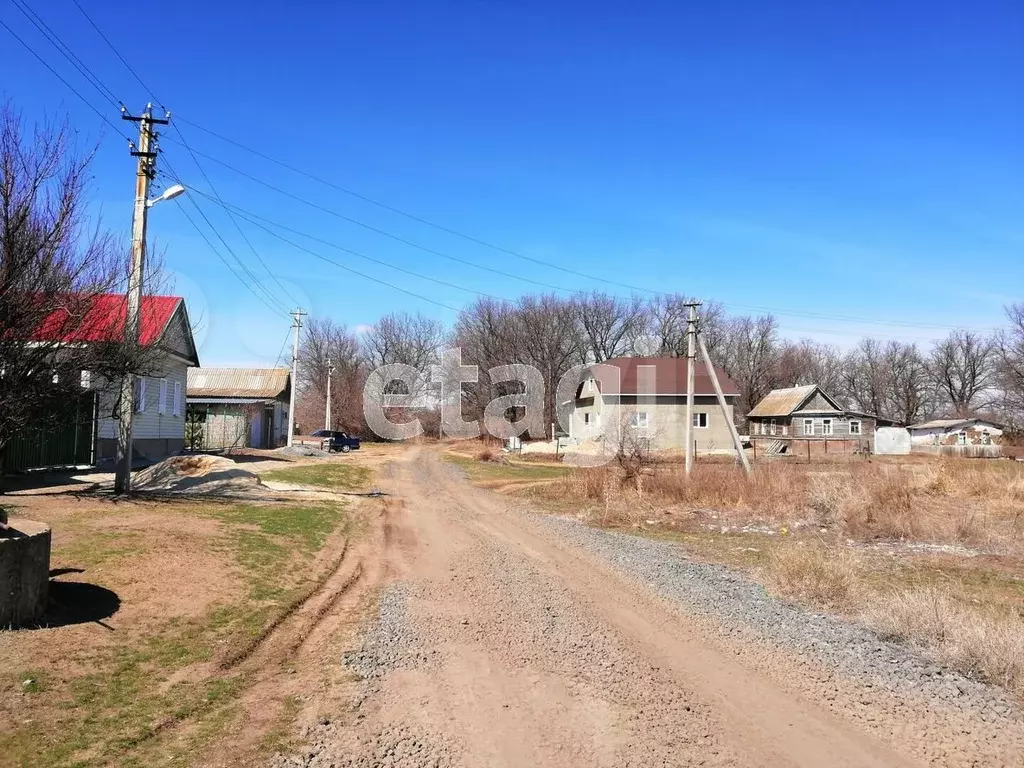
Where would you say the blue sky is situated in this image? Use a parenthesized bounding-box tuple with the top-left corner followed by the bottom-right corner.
(2, 0, 1021, 365)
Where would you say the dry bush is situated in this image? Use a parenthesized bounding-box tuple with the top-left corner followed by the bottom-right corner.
(766, 545, 861, 610)
(846, 467, 921, 540)
(864, 587, 1024, 694)
(807, 475, 855, 528)
(476, 448, 495, 462)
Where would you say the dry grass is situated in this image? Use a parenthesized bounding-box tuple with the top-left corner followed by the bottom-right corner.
(766, 545, 861, 610)
(863, 587, 1024, 693)
(547, 457, 1024, 553)
(476, 447, 496, 462)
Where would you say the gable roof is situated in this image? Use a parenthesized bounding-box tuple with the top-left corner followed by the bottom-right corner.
(588, 357, 739, 397)
(31, 294, 183, 347)
(907, 418, 1004, 431)
(187, 368, 290, 399)
(748, 384, 842, 418)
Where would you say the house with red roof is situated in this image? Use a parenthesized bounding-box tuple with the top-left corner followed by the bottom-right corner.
(32, 294, 200, 464)
(569, 357, 741, 452)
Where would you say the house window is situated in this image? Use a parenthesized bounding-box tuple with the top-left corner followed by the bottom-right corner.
(692, 412, 708, 428)
(769, 419, 777, 436)
(957, 432, 967, 446)
(803, 418, 814, 435)
(584, 413, 593, 426)
(822, 419, 833, 436)
(172, 381, 182, 416)
(849, 420, 861, 435)
(629, 412, 649, 429)
(134, 377, 147, 413)
(158, 378, 168, 414)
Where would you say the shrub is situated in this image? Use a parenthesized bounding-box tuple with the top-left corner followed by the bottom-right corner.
(766, 544, 861, 610)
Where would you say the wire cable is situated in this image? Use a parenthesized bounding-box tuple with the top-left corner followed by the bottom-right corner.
(68, 0, 162, 108)
(191, 188, 515, 303)
(11, 0, 123, 110)
(272, 327, 292, 367)
(170, 124, 302, 307)
(0, 18, 132, 142)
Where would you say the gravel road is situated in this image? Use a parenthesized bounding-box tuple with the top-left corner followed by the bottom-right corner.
(276, 447, 1024, 768)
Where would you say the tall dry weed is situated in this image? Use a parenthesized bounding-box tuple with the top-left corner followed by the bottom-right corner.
(863, 587, 1024, 694)
(766, 545, 861, 610)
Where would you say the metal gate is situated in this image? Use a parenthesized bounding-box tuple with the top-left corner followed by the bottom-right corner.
(5, 394, 96, 471)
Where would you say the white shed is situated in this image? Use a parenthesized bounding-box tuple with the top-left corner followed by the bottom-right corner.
(906, 418, 1004, 446)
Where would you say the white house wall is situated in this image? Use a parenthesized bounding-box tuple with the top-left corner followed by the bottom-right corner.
(96, 356, 187, 457)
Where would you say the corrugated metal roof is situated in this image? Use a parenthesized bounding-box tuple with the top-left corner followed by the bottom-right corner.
(747, 385, 818, 417)
(907, 418, 1003, 431)
(591, 357, 740, 397)
(187, 367, 290, 398)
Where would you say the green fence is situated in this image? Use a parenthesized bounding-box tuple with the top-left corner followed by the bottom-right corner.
(5, 394, 97, 471)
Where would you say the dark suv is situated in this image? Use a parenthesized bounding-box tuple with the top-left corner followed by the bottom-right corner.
(311, 429, 361, 453)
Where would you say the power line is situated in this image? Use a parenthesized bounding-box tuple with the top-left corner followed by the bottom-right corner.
(11, 0, 122, 110)
(159, 136, 591, 296)
(191, 188, 515, 303)
(273, 327, 292, 367)
(0, 17, 132, 142)
(214, 208, 465, 313)
(170, 196, 291, 319)
(69, 0, 161, 107)
(170, 124, 302, 307)
(174, 116, 661, 295)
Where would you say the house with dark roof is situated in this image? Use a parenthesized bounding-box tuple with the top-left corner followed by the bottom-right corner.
(186, 368, 291, 449)
(747, 385, 891, 449)
(568, 357, 741, 452)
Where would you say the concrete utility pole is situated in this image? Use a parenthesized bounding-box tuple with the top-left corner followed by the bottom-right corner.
(683, 301, 700, 477)
(286, 308, 306, 447)
(697, 333, 752, 476)
(324, 356, 335, 430)
(114, 104, 170, 495)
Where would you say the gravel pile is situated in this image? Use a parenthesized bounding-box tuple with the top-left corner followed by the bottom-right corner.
(342, 584, 435, 685)
(277, 445, 331, 458)
(272, 723, 458, 768)
(536, 514, 1022, 721)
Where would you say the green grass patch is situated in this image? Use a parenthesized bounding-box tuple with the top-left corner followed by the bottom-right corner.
(261, 463, 371, 491)
(445, 453, 569, 483)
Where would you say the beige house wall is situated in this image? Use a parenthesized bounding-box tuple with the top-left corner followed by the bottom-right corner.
(570, 390, 737, 452)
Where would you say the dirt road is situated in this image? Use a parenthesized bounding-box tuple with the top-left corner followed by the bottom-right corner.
(276, 447, 1023, 767)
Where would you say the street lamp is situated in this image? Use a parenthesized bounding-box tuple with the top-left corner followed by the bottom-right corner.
(146, 183, 186, 208)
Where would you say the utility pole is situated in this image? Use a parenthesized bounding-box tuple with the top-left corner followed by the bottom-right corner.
(287, 309, 306, 447)
(114, 104, 169, 495)
(697, 333, 752, 476)
(683, 301, 700, 476)
(324, 356, 335, 430)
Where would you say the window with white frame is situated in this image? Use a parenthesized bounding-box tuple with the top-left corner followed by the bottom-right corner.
(822, 418, 833, 436)
(692, 412, 708, 428)
(849, 419, 861, 435)
(172, 381, 182, 416)
(629, 412, 649, 429)
(584, 412, 592, 425)
(803, 418, 814, 435)
(158, 378, 168, 414)
(769, 419, 777, 435)
(134, 377, 147, 413)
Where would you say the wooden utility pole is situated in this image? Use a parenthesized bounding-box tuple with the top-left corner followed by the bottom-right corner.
(697, 333, 752, 476)
(324, 356, 335, 430)
(114, 104, 169, 495)
(683, 302, 700, 476)
(286, 308, 306, 446)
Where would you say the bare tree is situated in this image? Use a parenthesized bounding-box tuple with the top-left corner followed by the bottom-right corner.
(362, 311, 445, 371)
(296, 318, 363, 434)
(930, 330, 996, 416)
(886, 341, 932, 425)
(841, 338, 888, 417)
(0, 108, 124, 490)
(996, 303, 1024, 427)
(716, 314, 780, 418)
(573, 292, 647, 362)
(775, 339, 845, 396)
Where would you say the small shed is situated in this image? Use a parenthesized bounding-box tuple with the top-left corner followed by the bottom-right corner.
(186, 368, 290, 450)
(906, 418, 1004, 447)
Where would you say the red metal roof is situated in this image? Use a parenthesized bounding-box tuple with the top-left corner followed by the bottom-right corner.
(31, 294, 182, 346)
(590, 357, 740, 396)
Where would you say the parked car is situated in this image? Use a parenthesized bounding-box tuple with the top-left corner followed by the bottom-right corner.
(311, 429, 361, 453)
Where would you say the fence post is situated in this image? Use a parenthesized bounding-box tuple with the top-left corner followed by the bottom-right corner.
(807, 440, 811, 463)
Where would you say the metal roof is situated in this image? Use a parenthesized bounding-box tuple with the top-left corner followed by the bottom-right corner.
(907, 418, 1004, 431)
(187, 367, 290, 399)
(591, 357, 740, 397)
(747, 385, 819, 418)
